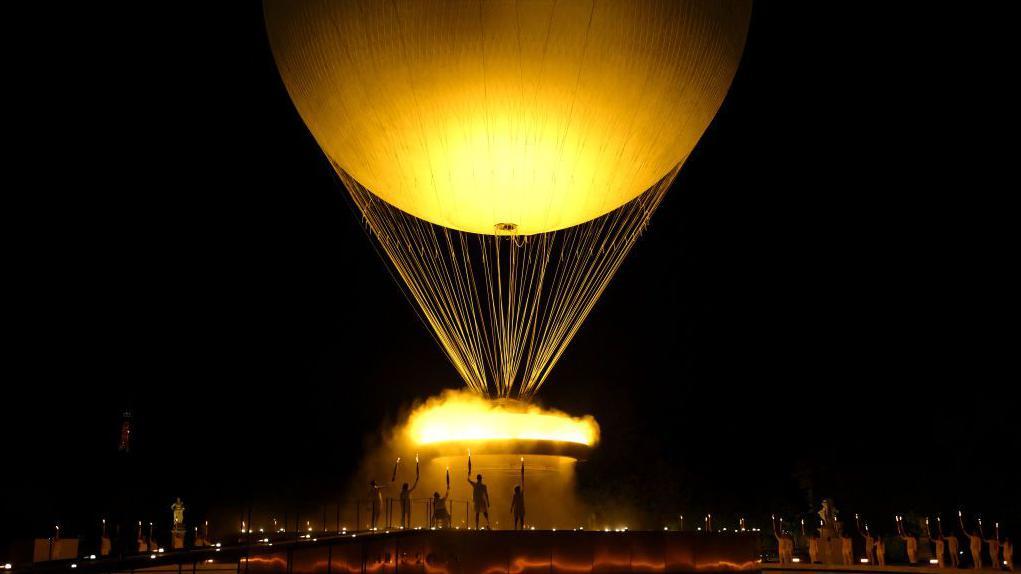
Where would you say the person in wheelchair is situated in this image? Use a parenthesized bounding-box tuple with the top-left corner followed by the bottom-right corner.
(431, 487, 451, 528)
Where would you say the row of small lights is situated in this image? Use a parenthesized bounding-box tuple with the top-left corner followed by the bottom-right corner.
(240, 523, 768, 535)
(42, 523, 1011, 572)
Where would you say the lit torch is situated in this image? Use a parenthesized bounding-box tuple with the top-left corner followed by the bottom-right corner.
(392, 457, 400, 482)
(467, 449, 472, 476)
(445, 465, 450, 490)
(520, 457, 525, 489)
(415, 453, 420, 481)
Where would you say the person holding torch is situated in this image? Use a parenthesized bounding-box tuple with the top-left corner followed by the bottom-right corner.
(398, 455, 420, 529)
(467, 471, 491, 529)
(898, 515, 919, 564)
(511, 457, 526, 530)
(986, 522, 1002, 572)
(931, 516, 947, 568)
(960, 511, 984, 569)
(946, 520, 962, 568)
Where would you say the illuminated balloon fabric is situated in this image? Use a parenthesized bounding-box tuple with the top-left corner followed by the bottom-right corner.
(265, 0, 752, 236)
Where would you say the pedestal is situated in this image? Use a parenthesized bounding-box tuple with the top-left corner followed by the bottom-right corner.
(817, 526, 842, 564)
(172, 529, 185, 550)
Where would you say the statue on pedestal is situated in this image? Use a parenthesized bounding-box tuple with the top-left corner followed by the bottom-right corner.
(170, 498, 186, 549)
(171, 498, 186, 529)
(815, 499, 844, 564)
(818, 499, 838, 531)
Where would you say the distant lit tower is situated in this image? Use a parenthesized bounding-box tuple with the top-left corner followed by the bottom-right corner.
(118, 410, 133, 452)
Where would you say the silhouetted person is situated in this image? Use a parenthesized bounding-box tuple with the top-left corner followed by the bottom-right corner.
(841, 531, 854, 565)
(987, 534, 1002, 571)
(932, 532, 947, 568)
(431, 488, 450, 528)
(900, 527, 919, 564)
(1003, 538, 1014, 572)
(780, 533, 794, 565)
(962, 525, 983, 569)
(856, 520, 875, 564)
(467, 474, 490, 529)
(511, 485, 525, 530)
(947, 533, 961, 568)
(876, 536, 887, 567)
(100, 520, 111, 557)
(399, 475, 419, 529)
(806, 531, 820, 564)
(368, 479, 387, 530)
(772, 518, 794, 564)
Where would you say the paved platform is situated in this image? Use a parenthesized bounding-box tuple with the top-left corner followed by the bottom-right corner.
(9, 530, 760, 574)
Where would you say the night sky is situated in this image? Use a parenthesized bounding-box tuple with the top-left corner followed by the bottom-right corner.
(4, 2, 1017, 549)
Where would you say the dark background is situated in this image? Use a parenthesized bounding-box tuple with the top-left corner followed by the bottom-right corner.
(3, 1, 1016, 549)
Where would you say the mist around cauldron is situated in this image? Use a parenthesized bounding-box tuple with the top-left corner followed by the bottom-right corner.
(344, 390, 607, 531)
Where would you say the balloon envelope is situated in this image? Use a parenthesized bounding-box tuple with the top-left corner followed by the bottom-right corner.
(266, 0, 751, 235)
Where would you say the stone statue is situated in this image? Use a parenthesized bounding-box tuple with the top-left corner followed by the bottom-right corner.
(815, 499, 844, 564)
(818, 499, 838, 529)
(170, 497, 186, 550)
(171, 497, 186, 529)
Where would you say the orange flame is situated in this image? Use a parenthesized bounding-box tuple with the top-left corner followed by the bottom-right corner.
(405, 390, 599, 446)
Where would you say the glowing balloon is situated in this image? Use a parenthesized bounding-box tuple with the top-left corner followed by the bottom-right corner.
(266, 1, 751, 398)
(265, 0, 751, 235)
